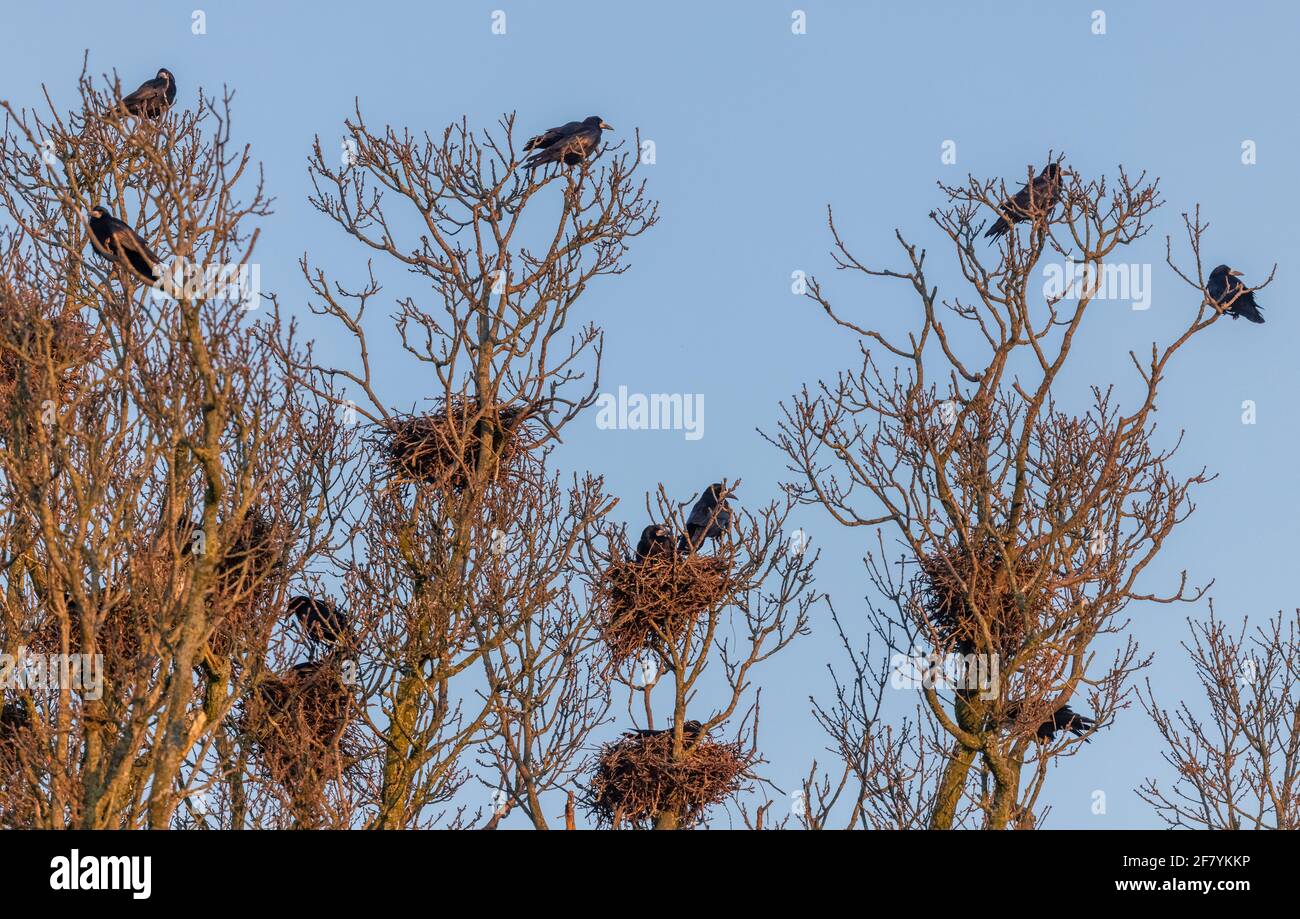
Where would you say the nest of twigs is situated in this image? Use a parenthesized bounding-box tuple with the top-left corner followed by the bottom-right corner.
(598, 553, 733, 669)
(178, 508, 287, 657)
(586, 728, 755, 829)
(177, 507, 284, 596)
(29, 589, 151, 670)
(0, 699, 35, 827)
(379, 398, 539, 490)
(241, 660, 356, 793)
(0, 308, 100, 409)
(917, 542, 1042, 654)
(0, 701, 30, 754)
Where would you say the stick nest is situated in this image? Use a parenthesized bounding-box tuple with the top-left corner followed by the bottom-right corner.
(240, 660, 357, 791)
(0, 700, 31, 759)
(378, 398, 540, 490)
(585, 728, 755, 829)
(597, 553, 733, 669)
(916, 542, 1042, 654)
(0, 308, 100, 407)
(30, 592, 150, 669)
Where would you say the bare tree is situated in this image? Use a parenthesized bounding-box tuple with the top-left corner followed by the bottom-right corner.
(0, 63, 352, 828)
(769, 159, 1253, 828)
(270, 109, 658, 828)
(1140, 606, 1300, 830)
(579, 485, 818, 829)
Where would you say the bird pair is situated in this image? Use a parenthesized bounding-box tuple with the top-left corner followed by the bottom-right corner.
(84, 68, 177, 283)
(989, 163, 1265, 323)
(634, 482, 737, 561)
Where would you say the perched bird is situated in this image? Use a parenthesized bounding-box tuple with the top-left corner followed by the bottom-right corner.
(681, 482, 735, 550)
(634, 524, 676, 562)
(288, 595, 350, 650)
(87, 206, 160, 282)
(985, 163, 1063, 239)
(523, 116, 611, 170)
(1207, 264, 1265, 324)
(1035, 705, 1094, 742)
(1004, 702, 1095, 742)
(626, 720, 705, 740)
(288, 660, 324, 681)
(119, 68, 177, 118)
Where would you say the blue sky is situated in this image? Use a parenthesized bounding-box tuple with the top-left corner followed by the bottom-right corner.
(3, 0, 1296, 828)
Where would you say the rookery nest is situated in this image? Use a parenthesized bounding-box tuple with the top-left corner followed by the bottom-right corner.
(917, 542, 1044, 655)
(585, 726, 755, 829)
(598, 552, 733, 669)
(241, 660, 356, 795)
(0, 301, 101, 415)
(379, 398, 539, 490)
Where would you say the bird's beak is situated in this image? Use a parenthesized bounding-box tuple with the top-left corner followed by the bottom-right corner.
(600, 122, 614, 131)
(1230, 269, 1243, 277)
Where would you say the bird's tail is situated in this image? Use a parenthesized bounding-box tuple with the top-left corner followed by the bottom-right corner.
(1238, 302, 1265, 324)
(984, 218, 1008, 239)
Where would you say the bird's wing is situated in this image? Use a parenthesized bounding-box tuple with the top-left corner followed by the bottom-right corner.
(1232, 292, 1266, 323)
(88, 225, 115, 258)
(122, 78, 163, 106)
(524, 121, 579, 151)
(107, 224, 159, 270)
(1008, 178, 1040, 211)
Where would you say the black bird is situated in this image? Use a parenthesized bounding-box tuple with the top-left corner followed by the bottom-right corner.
(1035, 705, 1094, 742)
(87, 206, 160, 282)
(634, 524, 676, 562)
(1207, 264, 1265, 324)
(119, 68, 177, 118)
(522, 116, 612, 170)
(289, 660, 324, 681)
(626, 719, 705, 740)
(1005, 702, 1095, 742)
(985, 163, 1063, 239)
(288, 595, 350, 650)
(681, 482, 735, 550)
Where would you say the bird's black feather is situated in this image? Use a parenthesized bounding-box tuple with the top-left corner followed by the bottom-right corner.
(985, 163, 1062, 239)
(1208, 264, 1265, 324)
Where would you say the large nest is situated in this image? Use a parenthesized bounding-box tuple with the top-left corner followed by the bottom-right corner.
(378, 398, 539, 490)
(0, 303, 101, 422)
(240, 660, 357, 796)
(585, 728, 755, 829)
(916, 542, 1043, 655)
(0, 700, 35, 827)
(30, 591, 149, 668)
(597, 553, 733, 669)
(0, 700, 31, 760)
(179, 508, 288, 658)
(177, 507, 285, 596)
(0, 314, 100, 436)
